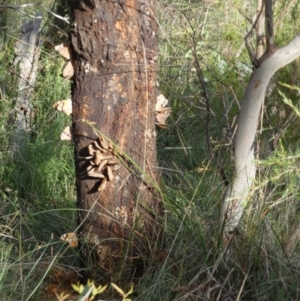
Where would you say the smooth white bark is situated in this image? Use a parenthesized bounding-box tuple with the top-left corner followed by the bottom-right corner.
(11, 14, 42, 153)
(221, 35, 300, 234)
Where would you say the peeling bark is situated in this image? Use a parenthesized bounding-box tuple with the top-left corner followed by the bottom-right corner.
(221, 35, 300, 235)
(70, 0, 162, 278)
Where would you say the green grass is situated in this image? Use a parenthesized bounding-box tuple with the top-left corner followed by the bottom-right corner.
(0, 10, 77, 299)
(1, 0, 300, 300)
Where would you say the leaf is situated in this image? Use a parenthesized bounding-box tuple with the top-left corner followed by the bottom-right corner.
(60, 126, 72, 141)
(53, 98, 72, 115)
(279, 89, 300, 117)
(72, 282, 84, 293)
(55, 291, 70, 301)
(62, 61, 74, 79)
(111, 282, 134, 301)
(54, 43, 71, 60)
(60, 232, 78, 247)
(111, 283, 125, 297)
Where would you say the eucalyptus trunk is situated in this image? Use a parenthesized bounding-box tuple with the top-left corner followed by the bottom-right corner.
(70, 0, 162, 279)
(11, 14, 42, 153)
(221, 35, 300, 235)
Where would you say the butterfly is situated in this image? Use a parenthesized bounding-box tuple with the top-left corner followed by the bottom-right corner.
(60, 232, 78, 248)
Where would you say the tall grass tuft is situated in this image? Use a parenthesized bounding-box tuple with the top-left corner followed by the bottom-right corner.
(1, 0, 300, 300)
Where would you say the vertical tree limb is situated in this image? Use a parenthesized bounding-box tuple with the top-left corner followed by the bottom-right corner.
(70, 0, 163, 279)
(256, 0, 265, 59)
(221, 35, 300, 236)
(265, 0, 275, 54)
(10, 13, 42, 153)
(244, 1, 265, 66)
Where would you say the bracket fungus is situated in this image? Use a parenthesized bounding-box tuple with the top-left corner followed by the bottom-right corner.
(83, 136, 121, 191)
(155, 94, 171, 127)
(60, 125, 72, 141)
(54, 43, 74, 80)
(53, 98, 72, 115)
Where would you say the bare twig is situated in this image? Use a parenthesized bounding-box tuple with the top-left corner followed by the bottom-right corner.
(244, 1, 265, 67)
(0, 3, 69, 24)
(179, 9, 229, 185)
(41, 5, 69, 23)
(236, 0, 294, 58)
(0, 3, 38, 10)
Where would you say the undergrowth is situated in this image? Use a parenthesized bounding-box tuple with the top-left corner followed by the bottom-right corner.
(0, 1, 300, 301)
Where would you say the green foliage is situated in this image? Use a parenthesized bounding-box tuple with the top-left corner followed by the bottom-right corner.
(155, 1, 300, 300)
(0, 4, 77, 300)
(1, 0, 300, 300)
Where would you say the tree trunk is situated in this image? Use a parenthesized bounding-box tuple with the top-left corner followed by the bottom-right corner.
(255, 0, 264, 59)
(10, 14, 42, 153)
(70, 0, 162, 279)
(221, 35, 300, 236)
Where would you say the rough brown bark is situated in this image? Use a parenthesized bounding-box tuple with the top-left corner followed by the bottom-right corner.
(70, 0, 162, 279)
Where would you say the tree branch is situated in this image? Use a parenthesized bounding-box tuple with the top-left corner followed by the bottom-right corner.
(221, 34, 300, 235)
(244, 1, 265, 67)
(265, 0, 275, 53)
(256, 0, 265, 60)
(0, 3, 69, 24)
